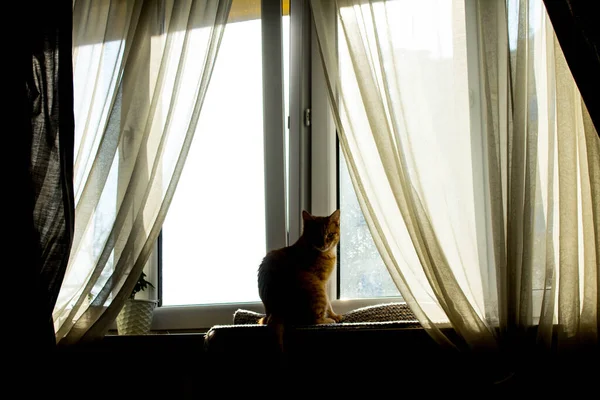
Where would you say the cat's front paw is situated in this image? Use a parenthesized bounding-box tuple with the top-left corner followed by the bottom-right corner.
(328, 312, 343, 323)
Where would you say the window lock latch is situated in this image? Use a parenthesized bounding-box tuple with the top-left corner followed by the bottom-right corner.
(304, 108, 311, 127)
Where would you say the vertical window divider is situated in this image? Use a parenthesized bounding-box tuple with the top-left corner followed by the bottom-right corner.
(262, 0, 288, 252)
(288, 0, 312, 244)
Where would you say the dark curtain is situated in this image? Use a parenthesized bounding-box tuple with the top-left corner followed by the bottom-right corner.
(8, 0, 74, 356)
(543, 0, 600, 137)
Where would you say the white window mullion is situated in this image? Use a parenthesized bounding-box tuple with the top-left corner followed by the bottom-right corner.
(288, 0, 312, 244)
(262, 0, 288, 252)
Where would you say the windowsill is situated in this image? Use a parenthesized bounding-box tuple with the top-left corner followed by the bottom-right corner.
(106, 329, 211, 335)
(106, 317, 422, 338)
(150, 297, 406, 331)
(67, 320, 424, 359)
(65, 330, 207, 355)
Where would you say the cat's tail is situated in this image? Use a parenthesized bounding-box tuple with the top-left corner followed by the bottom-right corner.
(260, 314, 285, 353)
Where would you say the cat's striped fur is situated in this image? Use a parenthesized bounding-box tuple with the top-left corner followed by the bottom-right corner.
(257, 209, 342, 350)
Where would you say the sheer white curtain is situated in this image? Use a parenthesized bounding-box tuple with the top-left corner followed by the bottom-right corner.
(53, 0, 232, 345)
(311, 0, 599, 352)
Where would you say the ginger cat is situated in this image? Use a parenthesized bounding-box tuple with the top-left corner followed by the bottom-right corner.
(257, 209, 342, 350)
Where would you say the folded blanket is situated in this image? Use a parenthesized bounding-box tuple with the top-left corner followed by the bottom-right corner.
(233, 302, 418, 325)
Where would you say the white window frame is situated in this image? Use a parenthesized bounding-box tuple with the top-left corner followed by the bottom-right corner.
(149, 0, 404, 332)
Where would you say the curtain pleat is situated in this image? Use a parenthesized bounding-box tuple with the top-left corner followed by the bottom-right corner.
(310, 0, 599, 359)
(9, 0, 75, 351)
(53, 0, 232, 345)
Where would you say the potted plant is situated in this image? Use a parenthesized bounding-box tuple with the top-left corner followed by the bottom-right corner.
(115, 271, 158, 335)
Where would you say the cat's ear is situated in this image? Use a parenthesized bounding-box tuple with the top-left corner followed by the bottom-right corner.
(330, 209, 340, 222)
(302, 210, 313, 220)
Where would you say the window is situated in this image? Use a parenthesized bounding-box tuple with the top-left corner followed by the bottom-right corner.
(339, 156, 401, 299)
(152, 0, 403, 331)
(161, 3, 268, 306)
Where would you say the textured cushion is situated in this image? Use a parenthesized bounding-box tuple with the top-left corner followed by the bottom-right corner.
(232, 302, 418, 325)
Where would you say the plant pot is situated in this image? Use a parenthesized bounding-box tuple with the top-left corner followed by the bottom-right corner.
(116, 299, 158, 335)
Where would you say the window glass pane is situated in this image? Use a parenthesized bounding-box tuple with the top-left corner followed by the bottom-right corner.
(337, 6, 401, 299)
(339, 154, 401, 299)
(162, 13, 264, 306)
(338, 1, 468, 300)
(162, 2, 289, 306)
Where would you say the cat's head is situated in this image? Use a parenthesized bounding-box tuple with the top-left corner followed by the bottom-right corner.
(301, 209, 340, 252)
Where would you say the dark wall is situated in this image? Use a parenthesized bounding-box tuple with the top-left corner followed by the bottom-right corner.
(44, 326, 600, 399)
